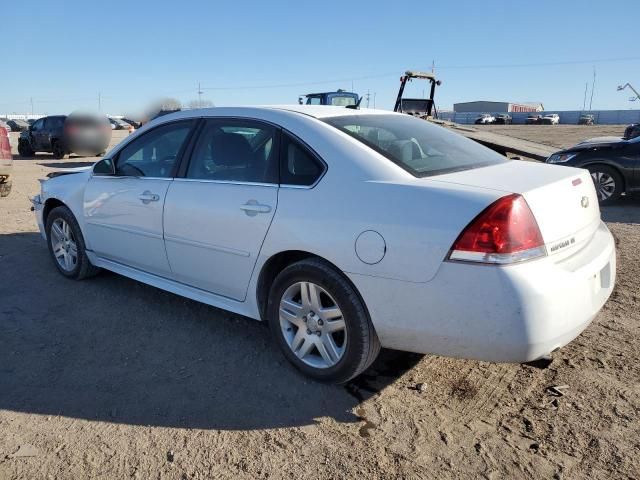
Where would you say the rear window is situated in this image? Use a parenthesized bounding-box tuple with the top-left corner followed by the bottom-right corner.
(324, 114, 506, 177)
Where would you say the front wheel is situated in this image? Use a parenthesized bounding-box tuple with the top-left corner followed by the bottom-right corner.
(18, 141, 34, 157)
(45, 206, 100, 279)
(588, 165, 623, 205)
(267, 258, 380, 383)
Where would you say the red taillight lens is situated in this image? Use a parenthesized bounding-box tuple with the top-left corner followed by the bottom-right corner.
(449, 194, 546, 264)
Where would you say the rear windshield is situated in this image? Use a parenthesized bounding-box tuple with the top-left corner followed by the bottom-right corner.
(324, 114, 507, 177)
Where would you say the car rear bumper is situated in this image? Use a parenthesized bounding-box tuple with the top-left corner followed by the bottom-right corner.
(348, 221, 616, 363)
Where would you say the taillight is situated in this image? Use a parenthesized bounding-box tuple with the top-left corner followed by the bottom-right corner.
(448, 194, 546, 264)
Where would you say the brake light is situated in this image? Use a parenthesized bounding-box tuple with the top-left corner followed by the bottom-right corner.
(448, 194, 546, 264)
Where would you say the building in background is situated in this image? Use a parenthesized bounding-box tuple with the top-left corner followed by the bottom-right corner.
(453, 101, 544, 113)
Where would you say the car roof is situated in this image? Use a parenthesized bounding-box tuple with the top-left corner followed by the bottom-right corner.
(162, 105, 396, 121)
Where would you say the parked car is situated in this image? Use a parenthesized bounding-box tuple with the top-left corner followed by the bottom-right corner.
(27, 118, 37, 126)
(623, 123, 640, 140)
(525, 114, 543, 125)
(579, 114, 595, 125)
(546, 135, 640, 204)
(494, 114, 512, 125)
(108, 117, 132, 130)
(31, 106, 616, 383)
(6, 119, 30, 132)
(121, 117, 141, 129)
(18, 114, 110, 159)
(474, 113, 495, 125)
(542, 114, 560, 125)
(0, 119, 13, 197)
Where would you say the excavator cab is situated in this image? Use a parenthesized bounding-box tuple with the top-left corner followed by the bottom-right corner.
(393, 71, 441, 118)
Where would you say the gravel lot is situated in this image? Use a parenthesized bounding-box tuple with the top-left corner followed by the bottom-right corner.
(1, 127, 639, 479)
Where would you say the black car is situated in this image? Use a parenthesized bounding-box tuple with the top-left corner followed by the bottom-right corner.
(6, 119, 30, 132)
(18, 114, 110, 159)
(546, 136, 640, 204)
(623, 123, 640, 140)
(494, 114, 512, 125)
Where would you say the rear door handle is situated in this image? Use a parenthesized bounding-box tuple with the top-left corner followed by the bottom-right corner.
(240, 200, 272, 216)
(139, 191, 160, 204)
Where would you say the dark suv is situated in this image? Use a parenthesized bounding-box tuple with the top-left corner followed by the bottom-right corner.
(18, 114, 111, 159)
(18, 115, 68, 158)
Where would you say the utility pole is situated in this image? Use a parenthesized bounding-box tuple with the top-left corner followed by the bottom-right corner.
(30, 97, 34, 115)
(197, 81, 203, 108)
(373, 92, 377, 109)
(588, 67, 596, 111)
(365, 90, 370, 108)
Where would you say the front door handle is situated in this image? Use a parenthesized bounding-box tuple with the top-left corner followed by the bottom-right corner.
(139, 190, 160, 204)
(240, 200, 272, 216)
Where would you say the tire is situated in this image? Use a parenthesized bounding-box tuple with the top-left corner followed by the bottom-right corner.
(267, 258, 380, 383)
(52, 141, 66, 159)
(0, 180, 11, 197)
(588, 165, 623, 205)
(18, 141, 34, 157)
(45, 205, 100, 279)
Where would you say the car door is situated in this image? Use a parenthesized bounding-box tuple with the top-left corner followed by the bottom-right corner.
(83, 119, 196, 276)
(163, 118, 279, 301)
(30, 118, 45, 150)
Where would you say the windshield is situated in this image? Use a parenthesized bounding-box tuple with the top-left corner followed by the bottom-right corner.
(324, 114, 507, 177)
(328, 95, 357, 106)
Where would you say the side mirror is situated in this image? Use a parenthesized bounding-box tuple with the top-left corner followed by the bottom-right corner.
(93, 158, 115, 176)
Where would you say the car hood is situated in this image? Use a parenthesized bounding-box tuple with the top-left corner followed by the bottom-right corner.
(555, 137, 628, 155)
(46, 165, 92, 179)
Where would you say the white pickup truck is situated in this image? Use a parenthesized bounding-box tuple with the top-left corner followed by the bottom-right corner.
(542, 113, 560, 125)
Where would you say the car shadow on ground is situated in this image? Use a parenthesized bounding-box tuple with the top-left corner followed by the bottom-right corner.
(601, 194, 640, 224)
(0, 232, 421, 431)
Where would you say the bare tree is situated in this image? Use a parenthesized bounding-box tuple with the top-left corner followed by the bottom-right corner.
(187, 99, 214, 109)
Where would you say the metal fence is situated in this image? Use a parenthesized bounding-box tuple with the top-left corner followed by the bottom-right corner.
(438, 110, 640, 125)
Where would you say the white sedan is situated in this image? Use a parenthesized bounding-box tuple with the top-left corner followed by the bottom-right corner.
(32, 106, 616, 383)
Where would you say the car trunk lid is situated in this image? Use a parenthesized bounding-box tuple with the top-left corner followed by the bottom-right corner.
(429, 160, 600, 258)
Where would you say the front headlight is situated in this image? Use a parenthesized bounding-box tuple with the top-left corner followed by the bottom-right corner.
(547, 153, 577, 163)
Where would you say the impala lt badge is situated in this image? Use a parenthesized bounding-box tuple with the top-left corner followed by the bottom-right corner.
(581, 196, 589, 208)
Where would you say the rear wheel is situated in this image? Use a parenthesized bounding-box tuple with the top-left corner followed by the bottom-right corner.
(52, 141, 66, 159)
(267, 258, 380, 383)
(45, 206, 100, 279)
(588, 165, 622, 205)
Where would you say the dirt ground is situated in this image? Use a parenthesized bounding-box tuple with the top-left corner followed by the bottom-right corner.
(474, 124, 628, 150)
(1, 128, 639, 479)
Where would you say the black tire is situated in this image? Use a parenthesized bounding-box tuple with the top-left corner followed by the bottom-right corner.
(18, 140, 34, 157)
(45, 205, 100, 279)
(52, 141, 66, 159)
(0, 180, 11, 197)
(267, 258, 380, 383)
(587, 165, 623, 205)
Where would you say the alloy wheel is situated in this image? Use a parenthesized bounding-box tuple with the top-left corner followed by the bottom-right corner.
(590, 171, 616, 201)
(279, 281, 347, 369)
(50, 218, 78, 272)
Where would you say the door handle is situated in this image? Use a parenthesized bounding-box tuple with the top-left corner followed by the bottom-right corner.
(240, 200, 272, 216)
(139, 190, 160, 204)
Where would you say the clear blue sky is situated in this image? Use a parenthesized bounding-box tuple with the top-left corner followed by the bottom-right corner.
(2, 0, 638, 115)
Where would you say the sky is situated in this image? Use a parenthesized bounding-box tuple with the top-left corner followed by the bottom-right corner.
(1, 0, 638, 116)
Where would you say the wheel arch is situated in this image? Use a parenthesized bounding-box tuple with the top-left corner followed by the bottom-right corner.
(581, 161, 626, 193)
(255, 250, 369, 322)
(43, 197, 68, 224)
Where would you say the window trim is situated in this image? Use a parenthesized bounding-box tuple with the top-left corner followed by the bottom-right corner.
(177, 116, 282, 186)
(94, 118, 198, 179)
